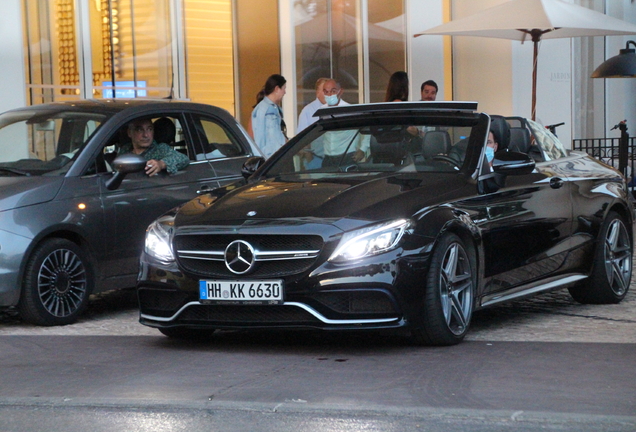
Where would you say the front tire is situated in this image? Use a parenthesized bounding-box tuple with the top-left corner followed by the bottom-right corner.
(412, 233, 474, 346)
(18, 238, 93, 326)
(569, 211, 632, 304)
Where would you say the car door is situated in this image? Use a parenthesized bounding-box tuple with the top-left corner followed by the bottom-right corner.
(98, 113, 222, 280)
(458, 154, 574, 301)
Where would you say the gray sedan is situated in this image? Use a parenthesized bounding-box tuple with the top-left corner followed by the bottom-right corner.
(0, 99, 258, 325)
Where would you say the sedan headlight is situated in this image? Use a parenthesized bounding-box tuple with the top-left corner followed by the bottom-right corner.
(329, 219, 410, 263)
(144, 215, 176, 263)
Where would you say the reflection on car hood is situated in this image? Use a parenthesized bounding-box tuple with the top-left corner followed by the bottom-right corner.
(176, 173, 468, 226)
(0, 177, 63, 212)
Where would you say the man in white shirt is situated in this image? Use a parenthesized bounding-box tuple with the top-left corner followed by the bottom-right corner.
(319, 79, 369, 166)
(297, 77, 328, 133)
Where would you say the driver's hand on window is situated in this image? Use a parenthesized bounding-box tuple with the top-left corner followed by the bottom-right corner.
(145, 159, 166, 176)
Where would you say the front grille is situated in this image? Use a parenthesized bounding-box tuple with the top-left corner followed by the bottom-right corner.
(312, 291, 397, 314)
(177, 304, 320, 324)
(176, 234, 323, 252)
(174, 234, 324, 278)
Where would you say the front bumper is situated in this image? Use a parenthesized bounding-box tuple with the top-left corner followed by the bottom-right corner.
(136, 249, 424, 331)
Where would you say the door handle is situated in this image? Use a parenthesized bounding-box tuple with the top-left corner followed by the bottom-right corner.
(550, 177, 564, 189)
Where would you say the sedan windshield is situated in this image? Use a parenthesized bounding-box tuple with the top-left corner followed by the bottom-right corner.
(0, 110, 107, 176)
(268, 122, 476, 176)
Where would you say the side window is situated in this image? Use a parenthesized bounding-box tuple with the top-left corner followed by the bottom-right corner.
(152, 116, 192, 159)
(193, 117, 246, 160)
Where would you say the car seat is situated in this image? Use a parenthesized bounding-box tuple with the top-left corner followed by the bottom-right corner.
(509, 127, 531, 153)
(153, 117, 176, 144)
(490, 115, 510, 150)
(422, 130, 451, 158)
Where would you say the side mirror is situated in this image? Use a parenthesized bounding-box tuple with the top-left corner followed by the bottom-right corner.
(241, 156, 266, 179)
(492, 151, 535, 176)
(105, 153, 147, 190)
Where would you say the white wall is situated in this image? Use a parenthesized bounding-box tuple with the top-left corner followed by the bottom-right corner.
(513, 38, 573, 146)
(0, 0, 27, 113)
(409, 0, 446, 101)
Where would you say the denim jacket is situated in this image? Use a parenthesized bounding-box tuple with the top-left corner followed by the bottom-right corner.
(251, 96, 286, 158)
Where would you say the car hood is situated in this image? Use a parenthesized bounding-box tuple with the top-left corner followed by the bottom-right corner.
(176, 172, 470, 228)
(0, 176, 63, 212)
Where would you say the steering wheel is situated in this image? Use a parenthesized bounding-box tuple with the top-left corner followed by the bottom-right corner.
(431, 155, 461, 168)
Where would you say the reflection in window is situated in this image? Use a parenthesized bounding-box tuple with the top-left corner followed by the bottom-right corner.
(294, 0, 406, 112)
(295, 0, 360, 111)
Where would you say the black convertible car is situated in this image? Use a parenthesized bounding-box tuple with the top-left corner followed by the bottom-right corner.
(137, 102, 633, 345)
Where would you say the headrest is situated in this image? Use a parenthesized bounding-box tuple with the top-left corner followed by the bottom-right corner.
(509, 127, 531, 153)
(153, 117, 176, 144)
(489, 115, 510, 150)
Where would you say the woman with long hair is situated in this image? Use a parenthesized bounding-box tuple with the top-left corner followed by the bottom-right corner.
(384, 71, 409, 102)
(251, 74, 287, 158)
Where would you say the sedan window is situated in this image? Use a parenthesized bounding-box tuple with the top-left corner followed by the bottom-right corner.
(0, 111, 106, 176)
(193, 117, 247, 160)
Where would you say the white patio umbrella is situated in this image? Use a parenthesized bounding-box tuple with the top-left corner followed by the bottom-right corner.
(415, 0, 636, 120)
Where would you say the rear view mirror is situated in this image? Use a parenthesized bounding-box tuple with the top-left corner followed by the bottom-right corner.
(105, 153, 147, 190)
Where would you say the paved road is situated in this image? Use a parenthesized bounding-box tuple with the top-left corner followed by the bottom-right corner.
(1, 276, 635, 431)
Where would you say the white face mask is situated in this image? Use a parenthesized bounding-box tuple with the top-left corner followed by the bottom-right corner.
(325, 94, 339, 106)
(485, 146, 495, 162)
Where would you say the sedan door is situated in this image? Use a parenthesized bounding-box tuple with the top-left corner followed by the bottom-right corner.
(98, 113, 225, 281)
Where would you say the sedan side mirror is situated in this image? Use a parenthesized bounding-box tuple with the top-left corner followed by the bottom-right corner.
(492, 151, 535, 176)
(241, 156, 266, 179)
(105, 153, 147, 190)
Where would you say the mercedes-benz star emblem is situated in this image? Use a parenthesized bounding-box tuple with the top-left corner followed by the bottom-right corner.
(224, 240, 255, 274)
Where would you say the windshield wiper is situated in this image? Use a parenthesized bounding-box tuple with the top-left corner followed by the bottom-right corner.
(0, 167, 31, 176)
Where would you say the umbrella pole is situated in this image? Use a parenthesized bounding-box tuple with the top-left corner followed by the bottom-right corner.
(532, 40, 538, 122)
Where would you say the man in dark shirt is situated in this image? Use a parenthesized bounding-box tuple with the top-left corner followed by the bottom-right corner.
(119, 118, 189, 175)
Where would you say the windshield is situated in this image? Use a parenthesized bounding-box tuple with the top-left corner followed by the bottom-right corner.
(526, 119, 568, 160)
(268, 121, 477, 176)
(0, 110, 107, 176)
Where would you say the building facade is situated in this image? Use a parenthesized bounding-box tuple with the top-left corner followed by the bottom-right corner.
(2, 0, 636, 146)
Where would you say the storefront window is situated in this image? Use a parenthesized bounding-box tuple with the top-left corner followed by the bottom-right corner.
(92, 0, 173, 99)
(367, 0, 406, 102)
(295, 0, 361, 110)
(23, 0, 81, 103)
(294, 0, 406, 111)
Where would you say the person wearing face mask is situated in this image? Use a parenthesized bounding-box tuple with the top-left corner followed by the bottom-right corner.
(319, 79, 369, 167)
(486, 131, 498, 167)
(297, 77, 329, 134)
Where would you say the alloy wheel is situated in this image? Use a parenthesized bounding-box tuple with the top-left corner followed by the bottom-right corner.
(604, 219, 632, 296)
(439, 242, 473, 335)
(37, 248, 88, 318)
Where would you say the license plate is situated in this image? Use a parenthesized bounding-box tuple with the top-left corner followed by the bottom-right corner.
(199, 280, 284, 304)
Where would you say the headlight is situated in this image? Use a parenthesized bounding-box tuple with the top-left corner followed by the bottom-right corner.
(144, 215, 175, 263)
(329, 219, 410, 263)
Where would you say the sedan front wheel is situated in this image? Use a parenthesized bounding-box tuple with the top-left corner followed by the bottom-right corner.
(19, 238, 93, 326)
